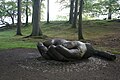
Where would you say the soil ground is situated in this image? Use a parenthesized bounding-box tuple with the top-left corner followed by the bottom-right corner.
(0, 30, 120, 80)
(0, 48, 120, 80)
(89, 32, 120, 52)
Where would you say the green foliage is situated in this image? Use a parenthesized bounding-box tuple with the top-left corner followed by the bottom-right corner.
(22, 0, 32, 16)
(0, 0, 17, 25)
(84, 0, 96, 13)
(92, 0, 120, 17)
(56, 0, 70, 10)
(0, 0, 33, 24)
(0, 0, 17, 17)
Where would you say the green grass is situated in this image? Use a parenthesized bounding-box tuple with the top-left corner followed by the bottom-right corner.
(0, 20, 120, 53)
(0, 30, 35, 50)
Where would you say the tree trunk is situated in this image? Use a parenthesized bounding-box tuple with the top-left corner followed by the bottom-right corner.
(72, 0, 78, 28)
(108, 8, 112, 19)
(25, 0, 29, 26)
(69, 0, 75, 24)
(47, 0, 50, 23)
(16, 0, 22, 35)
(11, 16, 14, 25)
(6, 10, 15, 25)
(31, 0, 42, 36)
(78, 0, 84, 40)
(11, 10, 15, 25)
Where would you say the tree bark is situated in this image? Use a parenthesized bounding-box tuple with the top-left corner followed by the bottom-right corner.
(25, 0, 29, 26)
(69, 0, 75, 24)
(16, 0, 22, 35)
(108, 7, 112, 19)
(47, 0, 50, 23)
(78, 0, 84, 40)
(11, 15, 14, 25)
(72, 0, 78, 28)
(6, 10, 15, 25)
(31, 0, 42, 36)
(108, 0, 113, 20)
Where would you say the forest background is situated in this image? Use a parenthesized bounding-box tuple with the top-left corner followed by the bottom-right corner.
(0, 0, 120, 54)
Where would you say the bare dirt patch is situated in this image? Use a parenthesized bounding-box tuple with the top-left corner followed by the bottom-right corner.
(0, 48, 120, 80)
(89, 33, 120, 52)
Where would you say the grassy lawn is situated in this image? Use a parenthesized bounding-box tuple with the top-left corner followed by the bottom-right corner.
(0, 20, 120, 53)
